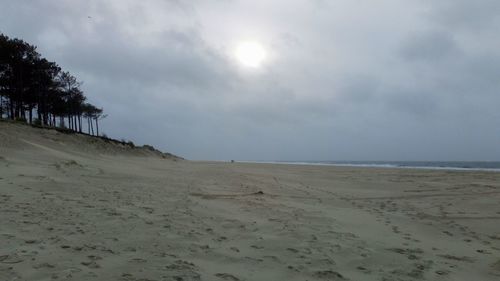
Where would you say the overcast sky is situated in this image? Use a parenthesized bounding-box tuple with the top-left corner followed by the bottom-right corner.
(1, 0, 499, 161)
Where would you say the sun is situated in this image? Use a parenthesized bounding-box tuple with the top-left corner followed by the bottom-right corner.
(235, 41, 267, 68)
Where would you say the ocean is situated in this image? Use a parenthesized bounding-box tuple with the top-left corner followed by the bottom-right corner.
(258, 161, 500, 172)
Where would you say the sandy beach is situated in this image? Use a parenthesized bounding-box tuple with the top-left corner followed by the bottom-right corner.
(1, 122, 499, 281)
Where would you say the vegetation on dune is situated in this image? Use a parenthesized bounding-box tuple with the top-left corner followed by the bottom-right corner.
(0, 33, 182, 160)
(0, 33, 105, 136)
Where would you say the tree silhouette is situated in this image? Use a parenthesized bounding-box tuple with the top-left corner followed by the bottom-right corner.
(0, 33, 106, 136)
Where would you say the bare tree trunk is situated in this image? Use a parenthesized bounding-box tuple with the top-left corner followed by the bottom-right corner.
(14, 101, 20, 119)
(42, 100, 48, 125)
(95, 118, 99, 136)
(37, 102, 41, 123)
(9, 98, 14, 120)
(90, 118, 94, 136)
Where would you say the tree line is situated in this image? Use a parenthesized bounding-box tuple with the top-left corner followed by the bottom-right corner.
(0, 33, 106, 136)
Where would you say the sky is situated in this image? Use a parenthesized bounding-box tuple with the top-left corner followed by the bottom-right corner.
(1, 0, 499, 161)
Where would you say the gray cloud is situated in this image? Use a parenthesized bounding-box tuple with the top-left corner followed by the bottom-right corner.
(427, 0, 500, 30)
(400, 30, 458, 62)
(1, 0, 499, 161)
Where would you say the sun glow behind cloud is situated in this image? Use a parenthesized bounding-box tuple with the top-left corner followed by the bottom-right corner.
(234, 41, 267, 68)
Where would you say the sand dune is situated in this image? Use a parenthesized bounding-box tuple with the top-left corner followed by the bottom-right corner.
(1, 121, 499, 280)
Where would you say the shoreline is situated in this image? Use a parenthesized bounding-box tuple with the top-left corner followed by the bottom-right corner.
(224, 160, 500, 173)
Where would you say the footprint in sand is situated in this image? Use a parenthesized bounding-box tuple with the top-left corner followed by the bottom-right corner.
(0, 253, 24, 264)
(215, 273, 240, 281)
(216, 236, 228, 242)
(388, 248, 424, 260)
(392, 261, 432, 279)
(287, 265, 301, 272)
(442, 230, 454, 237)
(164, 260, 201, 280)
(52, 267, 82, 279)
(141, 206, 155, 214)
(489, 235, 500, 241)
(313, 270, 347, 280)
(262, 255, 280, 262)
(356, 266, 371, 273)
(33, 262, 56, 269)
(438, 254, 474, 263)
(491, 259, 500, 272)
(81, 260, 100, 269)
(24, 239, 39, 244)
(435, 269, 451, 277)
